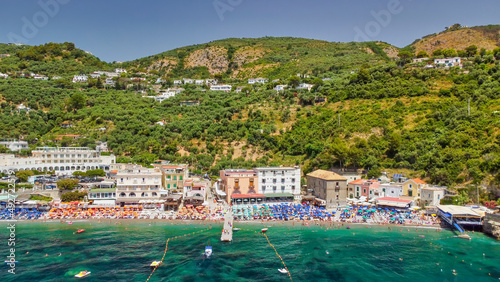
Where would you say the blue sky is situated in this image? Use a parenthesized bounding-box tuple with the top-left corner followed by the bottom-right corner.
(0, 0, 498, 62)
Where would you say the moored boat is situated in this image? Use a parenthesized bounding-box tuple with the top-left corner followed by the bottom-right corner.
(205, 246, 212, 258)
(75, 229, 86, 234)
(74, 270, 91, 278)
(233, 228, 240, 232)
(278, 268, 288, 274)
(261, 228, 268, 233)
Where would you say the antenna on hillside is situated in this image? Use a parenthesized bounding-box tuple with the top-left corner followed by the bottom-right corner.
(338, 113, 341, 127)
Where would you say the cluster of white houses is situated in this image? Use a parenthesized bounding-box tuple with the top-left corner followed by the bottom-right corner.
(72, 68, 128, 84)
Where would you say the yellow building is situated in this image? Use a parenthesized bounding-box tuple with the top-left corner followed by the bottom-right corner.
(156, 164, 189, 193)
(402, 178, 428, 198)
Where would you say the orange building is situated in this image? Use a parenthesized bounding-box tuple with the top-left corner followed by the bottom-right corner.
(219, 169, 260, 204)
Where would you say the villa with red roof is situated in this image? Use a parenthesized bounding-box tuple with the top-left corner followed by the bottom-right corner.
(402, 178, 428, 198)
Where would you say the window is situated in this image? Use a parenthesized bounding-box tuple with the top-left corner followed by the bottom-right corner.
(336, 182, 339, 186)
(173, 176, 177, 180)
(409, 190, 413, 197)
(167, 175, 171, 179)
(273, 186, 277, 191)
(281, 186, 285, 190)
(363, 189, 366, 193)
(262, 186, 266, 191)
(120, 178, 123, 182)
(173, 184, 176, 188)
(438, 195, 440, 200)
(180, 176, 183, 180)
(273, 179, 276, 184)
(167, 184, 170, 189)
(142, 178, 145, 182)
(292, 185, 295, 190)
(262, 179, 266, 183)
(281, 179, 285, 184)
(291, 178, 295, 183)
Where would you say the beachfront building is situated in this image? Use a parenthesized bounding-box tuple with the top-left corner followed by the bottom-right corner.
(183, 178, 210, 207)
(254, 167, 301, 202)
(306, 169, 348, 208)
(348, 179, 380, 199)
(219, 169, 261, 205)
(375, 197, 414, 210)
(0, 147, 115, 175)
(88, 188, 117, 206)
(0, 139, 28, 152)
(402, 178, 428, 198)
(420, 187, 445, 207)
(115, 164, 162, 206)
(156, 164, 189, 193)
(379, 183, 403, 198)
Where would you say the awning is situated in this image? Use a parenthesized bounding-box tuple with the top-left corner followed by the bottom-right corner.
(91, 199, 116, 206)
(264, 193, 294, 198)
(231, 194, 265, 199)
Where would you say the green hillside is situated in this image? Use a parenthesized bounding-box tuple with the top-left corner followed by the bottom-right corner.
(123, 37, 394, 79)
(0, 35, 499, 205)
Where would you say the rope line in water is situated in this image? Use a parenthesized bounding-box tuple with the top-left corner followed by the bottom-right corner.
(262, 233, 293, 282)
(145, 228, 211, 282)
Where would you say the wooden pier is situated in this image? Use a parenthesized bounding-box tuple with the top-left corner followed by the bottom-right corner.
(220, 210, 233, 242)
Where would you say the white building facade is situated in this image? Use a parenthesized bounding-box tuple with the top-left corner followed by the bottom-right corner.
(254, 167, 301, 200)
(115, 165, 163, 204)
(0, 147, 115, 175)
(210, 85, 232, 92)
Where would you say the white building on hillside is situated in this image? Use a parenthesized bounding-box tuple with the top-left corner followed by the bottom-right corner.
(434, 57, 461, 68)
(115, 68, 127, 74)
(296, 83, 314, 91)
(274, 85, 287, 91)
(72, 75, 88, 83)
(0, 147, 115, 175)
(210, 85, 232, 92)
(0, 73, 9, 79)
(254, 167, 301, 200)
(0, 140, 28, 152)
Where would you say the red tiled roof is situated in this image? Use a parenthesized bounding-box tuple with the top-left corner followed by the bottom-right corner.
(349, 179, 364, 185)
(376, 197, 412, 203)
(231, 194, 265, 199)
(412, 178, 427, 184)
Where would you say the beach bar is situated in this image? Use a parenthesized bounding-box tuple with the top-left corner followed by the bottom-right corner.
(437, 205, 483, 231)
(375, 197, 413, 210)
(231, 194, 265, 205)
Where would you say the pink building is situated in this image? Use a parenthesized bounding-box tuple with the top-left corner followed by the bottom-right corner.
(348, 179, 381, 199)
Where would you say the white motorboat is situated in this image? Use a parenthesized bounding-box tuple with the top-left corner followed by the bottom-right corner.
(205, 246, 212, 258)
(278, 268, 288, 274)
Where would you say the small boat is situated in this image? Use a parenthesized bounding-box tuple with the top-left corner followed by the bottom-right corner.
(233, 228, 240, 232)
(74, 270, 91, 278)
(346, 226, 351, 230)
(261, 228, 268, 233)
(75, 229, 86, 234)
(205, 246, 212, 258)
(278, 268, 288, 274)
(67, 221, 73, 225)
(150, 261, 161, 267)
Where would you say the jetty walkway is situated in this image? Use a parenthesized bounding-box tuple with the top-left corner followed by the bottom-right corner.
(221, 210, 233, 242)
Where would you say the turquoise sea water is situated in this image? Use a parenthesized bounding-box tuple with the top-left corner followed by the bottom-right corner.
(0, 221, 499, 281)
